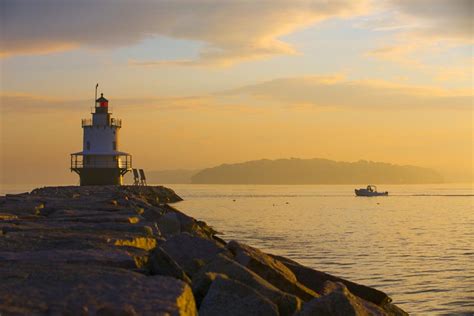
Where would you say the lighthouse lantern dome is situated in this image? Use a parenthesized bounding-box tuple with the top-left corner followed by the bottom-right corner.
(96, 93, 109, 108)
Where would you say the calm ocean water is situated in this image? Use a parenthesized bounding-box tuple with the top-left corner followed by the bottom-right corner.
(1, 183, 473, 315)
(171, 184, 474, 316)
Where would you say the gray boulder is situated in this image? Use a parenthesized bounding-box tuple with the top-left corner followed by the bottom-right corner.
(162, 204, 221, 240)
(273, 254, 391, 306)
(199, 274, 279, 316)
(0, 248, 148, 269)
(0, 262, 196, 316)
(191, 272, 228, 308)
(148, 246, 191, 284)
(157, 212, 181, 237)
(298, 281, 388, 316)
(194, 254, 302, 316)
(160, 232, 229, 276)
(227, 241, 318, 301)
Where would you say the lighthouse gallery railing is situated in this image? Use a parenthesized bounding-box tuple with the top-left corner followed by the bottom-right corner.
(81, 118, 122, 127)
(70, 154, 131, 169)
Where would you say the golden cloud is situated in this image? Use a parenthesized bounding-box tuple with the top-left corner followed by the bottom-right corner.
(364, 0, 472, 72)
(1, 0, 370, 65)
(0, 92, 216, 113)
(221, 75, 473, 110)
(3, 74, 471, 115)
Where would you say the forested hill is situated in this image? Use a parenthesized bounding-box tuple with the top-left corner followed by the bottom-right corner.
(191, 158, 443, 184)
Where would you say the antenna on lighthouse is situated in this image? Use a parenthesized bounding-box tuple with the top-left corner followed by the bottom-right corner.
(95, 83, 99, 106)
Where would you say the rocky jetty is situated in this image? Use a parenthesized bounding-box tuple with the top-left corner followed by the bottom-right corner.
(0, 186, 408, 315)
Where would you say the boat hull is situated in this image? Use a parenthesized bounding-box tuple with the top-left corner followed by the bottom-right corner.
(355, 189, 388, 197)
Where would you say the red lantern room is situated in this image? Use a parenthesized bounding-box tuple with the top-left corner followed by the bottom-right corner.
(96, 93, 109, 107)
(95, 93, 109, 114)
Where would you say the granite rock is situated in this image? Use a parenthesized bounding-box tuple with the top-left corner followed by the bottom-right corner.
(160, 232, 230, 276)
(148, 246, 192, 283)
(195, 254, 302, 315)
(0, 262, 196, 316)
(273, 254, 390, 305)
(297, 281, 389, 316)
(227, 240, 318, 301)
(199, 274, 279, 316)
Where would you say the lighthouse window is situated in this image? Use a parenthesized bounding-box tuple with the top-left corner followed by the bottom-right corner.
(112, 141, 117, 150)
(86, 141, 90, 150)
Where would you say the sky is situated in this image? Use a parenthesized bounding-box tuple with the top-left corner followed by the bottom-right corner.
(0, 0, 473, 185)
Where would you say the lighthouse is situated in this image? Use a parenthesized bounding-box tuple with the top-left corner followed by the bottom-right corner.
(71, 88, 132, 185)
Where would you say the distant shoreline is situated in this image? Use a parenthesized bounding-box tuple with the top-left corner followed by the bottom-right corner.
(145, 158, 450, 185)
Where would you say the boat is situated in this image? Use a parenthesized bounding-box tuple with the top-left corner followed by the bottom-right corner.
(355, 185, 388, 197)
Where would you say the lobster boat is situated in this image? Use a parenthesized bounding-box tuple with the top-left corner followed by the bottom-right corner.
(355, 185, 388, 197)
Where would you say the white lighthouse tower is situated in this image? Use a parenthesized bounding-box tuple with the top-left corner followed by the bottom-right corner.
(71, 87, 132, 185)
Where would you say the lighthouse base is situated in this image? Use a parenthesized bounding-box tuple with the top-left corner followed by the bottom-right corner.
(76, 168, 127, 186)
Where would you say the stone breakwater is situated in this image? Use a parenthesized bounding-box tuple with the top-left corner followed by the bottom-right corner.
(0, 186, 407, 316)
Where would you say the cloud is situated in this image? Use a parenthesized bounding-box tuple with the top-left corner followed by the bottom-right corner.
(0, 92, 216, 114)
(0, 42, 80, 58)
(433, 58, 474, 82)
(365, 0, 472, 64)
(3, 74, 472, 115)
(388, 0, 472, 41)
(0, 0, 369, 65)
(363, 0, 472, 42)
(221, 75, 473, 110)
(0, 93, 84, 113)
